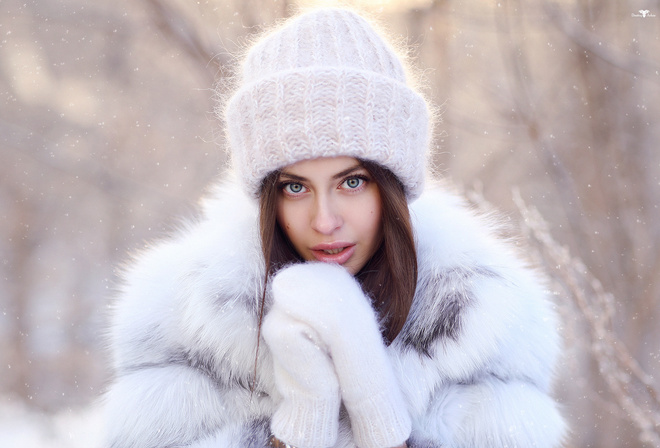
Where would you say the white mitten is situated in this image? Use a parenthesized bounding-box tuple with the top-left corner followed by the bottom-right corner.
(263, 308, 340, 448)
(271, 262, 411, 448)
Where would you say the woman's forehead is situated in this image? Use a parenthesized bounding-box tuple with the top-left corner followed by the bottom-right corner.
(279, 156, 364, 178)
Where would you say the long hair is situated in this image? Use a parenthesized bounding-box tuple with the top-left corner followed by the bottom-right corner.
(256, 159, 417, 345)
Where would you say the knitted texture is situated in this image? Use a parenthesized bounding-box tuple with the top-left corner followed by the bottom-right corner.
(262, 313, 341, 448)
(225, 8, 430, 199)
(267, 262, 412, 448)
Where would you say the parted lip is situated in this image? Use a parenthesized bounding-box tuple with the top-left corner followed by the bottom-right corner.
(310, 241, 355, 251)
(310, 242, 356, 265)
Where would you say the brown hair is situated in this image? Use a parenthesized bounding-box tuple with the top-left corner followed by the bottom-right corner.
(256, 159, 417, 345)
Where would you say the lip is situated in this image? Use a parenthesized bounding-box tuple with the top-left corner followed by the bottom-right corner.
(310, 242, 356, 265)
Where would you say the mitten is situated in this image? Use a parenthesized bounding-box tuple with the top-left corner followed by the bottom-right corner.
(262, 307, 340, 448)
(271, 262, 411, 448)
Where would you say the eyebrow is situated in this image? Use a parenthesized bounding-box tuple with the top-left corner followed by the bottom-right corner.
(279, 164, 364, 182)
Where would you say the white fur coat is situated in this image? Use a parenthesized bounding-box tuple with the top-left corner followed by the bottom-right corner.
(104, 177, 566, 447)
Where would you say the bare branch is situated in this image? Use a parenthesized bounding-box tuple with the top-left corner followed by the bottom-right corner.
(144, 0, 229, 82)
(493, 0, 593, 255)
(542, 2, 660, 83)
(511, 189, 660, 446)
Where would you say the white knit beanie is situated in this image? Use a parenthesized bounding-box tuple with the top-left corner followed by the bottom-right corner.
(225, 8, 430, 200)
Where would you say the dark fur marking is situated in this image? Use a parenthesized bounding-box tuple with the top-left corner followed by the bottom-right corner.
(180, 349, 257, 391)
(399, 266, 501, 357)
(407, 436, 443, 448)
(188, 260, 262, 317)
(120, 348, 257, 393)
(240, 417, 271, 448)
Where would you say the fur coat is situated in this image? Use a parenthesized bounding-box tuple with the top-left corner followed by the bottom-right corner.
(104, 177, 566, 447)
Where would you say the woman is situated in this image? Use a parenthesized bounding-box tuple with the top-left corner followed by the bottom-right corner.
(105, 8, 566, 448)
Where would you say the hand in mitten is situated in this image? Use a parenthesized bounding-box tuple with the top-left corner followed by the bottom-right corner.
(271, 263, 411, 448)
(262, 308, 340, 448)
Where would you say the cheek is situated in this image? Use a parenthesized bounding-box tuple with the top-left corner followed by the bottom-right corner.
(369, 207, 383, 239)
(371, 189, 383, 228)
(276, 202, 301, 239)
(358, 194, 383, 241)
(276, 204, 289, 231)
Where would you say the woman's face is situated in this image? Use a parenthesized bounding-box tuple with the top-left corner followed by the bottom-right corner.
(276, 156, 383, 275)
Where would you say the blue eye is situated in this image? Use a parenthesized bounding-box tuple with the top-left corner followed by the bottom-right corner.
(343, 177, 364, 189)
(283, 183, 305, 194)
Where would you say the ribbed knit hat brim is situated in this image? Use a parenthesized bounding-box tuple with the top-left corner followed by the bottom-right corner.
(224, 9, 430, 199)
(226, 66, 428, 199)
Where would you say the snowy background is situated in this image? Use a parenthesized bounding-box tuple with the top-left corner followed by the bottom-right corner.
(2, 0, 659, 446)
(0, 398, 103, 447)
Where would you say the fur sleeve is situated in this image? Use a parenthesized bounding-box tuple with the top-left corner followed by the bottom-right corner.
(104, 179, 276, 447)
(393, 185, 566, 446)
(104, 363, 271, 448)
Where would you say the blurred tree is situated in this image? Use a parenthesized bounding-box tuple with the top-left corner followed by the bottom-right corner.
(1, 0, 658, 446)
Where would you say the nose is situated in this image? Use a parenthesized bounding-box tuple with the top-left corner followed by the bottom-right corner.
(311, 194, 343, 235)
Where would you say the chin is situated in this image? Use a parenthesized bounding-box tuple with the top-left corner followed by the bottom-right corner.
(342, 262, 364, 276)
(343, 266, 358, 276)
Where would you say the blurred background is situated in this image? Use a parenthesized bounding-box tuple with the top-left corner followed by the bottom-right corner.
(1, 0, 658, 446)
